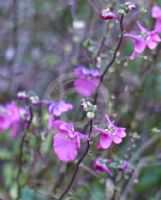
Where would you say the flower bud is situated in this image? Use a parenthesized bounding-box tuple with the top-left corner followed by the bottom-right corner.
(87, 111, 95, 119)
(29, 95, 40, 105)
(100, 8, 118, 20)
(125, 2, 136, 13)
(17, 91, 28, 100)
(81, 99, 97, 119)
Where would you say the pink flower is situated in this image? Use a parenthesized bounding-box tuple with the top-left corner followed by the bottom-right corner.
(117, 161, 129, 172)
(93, 158, 131, 175)
(100, 8, 118, 20)
(0, 102, 28, 137)
(95, 114, 126, 149)
(48, 100, 73, 131)
(124, 21, 161, 60)
(74, 66, 100, 97)
(152, 5, 161, 32)
(6, 102, 27, 137)
(0, 106, 11, 132)
(93, 158, 113, 176)
(53, 120, 84, 162)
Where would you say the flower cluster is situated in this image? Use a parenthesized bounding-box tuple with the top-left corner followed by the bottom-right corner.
(47, 112, 126, 162)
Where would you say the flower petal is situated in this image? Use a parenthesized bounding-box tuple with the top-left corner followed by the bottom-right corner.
(74, 77, 99, 97)
(98, 134, 112, 149)
(53, 133, 78, 162)
(124, 33, 146, 53)
(152, 6, 161, 18)
(147, 40, 157, 49)
(130, 51, 139, 60)
(113, 136, 122, 144)
(136, 21, 147, 34)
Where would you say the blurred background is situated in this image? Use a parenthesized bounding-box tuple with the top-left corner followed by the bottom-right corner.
(0, 0, 161, 199)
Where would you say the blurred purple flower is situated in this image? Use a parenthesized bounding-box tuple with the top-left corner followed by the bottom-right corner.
(94, 114, 126, 149)
(0, 102, 28, 137)
(53, 120, 84, 162)
(48, 100, 73, 131)
(117, 160, 129, 172)
(124, 21, 161, 60)
(0, 106, 11, 132)
(93, 158, 113, 176)
(100, 8, 118, 20)
(74, 66, 100, 97)
(152, 5, 161, 32)
(93, 158, 131, 175)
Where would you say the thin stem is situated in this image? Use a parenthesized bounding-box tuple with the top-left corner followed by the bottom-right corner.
(94, 15, 124, 104)
(59, 120, 93, 200)
(16, 102, 33, 199)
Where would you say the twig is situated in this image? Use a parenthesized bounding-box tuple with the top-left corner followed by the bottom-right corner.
(129, 134, 161, 164)
(94, 14, 124, 104)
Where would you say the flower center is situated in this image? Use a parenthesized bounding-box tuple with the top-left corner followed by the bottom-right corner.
(141, 32, 150, 40)
(105, 125, 116, 135)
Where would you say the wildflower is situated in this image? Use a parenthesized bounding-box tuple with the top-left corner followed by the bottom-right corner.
(53, 120, 84, 162)
(74, 66, 100, 97)
(124, 21, 161, 60)
(100, 8, 118, 20)
(6, 102, 28, 137)
(0, 102, 28, 137)
(48, 100, 73, 131)
(94, 114, 126, 149)
(93, 158, 113, 176)
(0, 106, 11, 132)
(117, 160, 129, 172)
(152, 5, 161, 32)
(124, 2, 136, 13)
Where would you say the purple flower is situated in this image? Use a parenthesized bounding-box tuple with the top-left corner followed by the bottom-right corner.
(124, 21, 161, 60)
(94, 114, 126, 149)
(93, 158, 113, 176)
(48, 100, 73, 131)
(6, 102, 28, 137)
(117, 161, 129, 172)
(152, 5, 161, 32)
(74, 66, 100, 97)
(100, 8, 118, 20)
(53, 120, 84, 162)
(0, 106, 11, 132)
(0, 102, 28, 137)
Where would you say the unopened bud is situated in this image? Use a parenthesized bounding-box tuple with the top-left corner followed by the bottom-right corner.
(87, 112, 95, 119)
(17, 91, 28, 100)
(125, 2, 136, 13)
(101, 8, 118, 20)
(29, 96, 40, 105)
